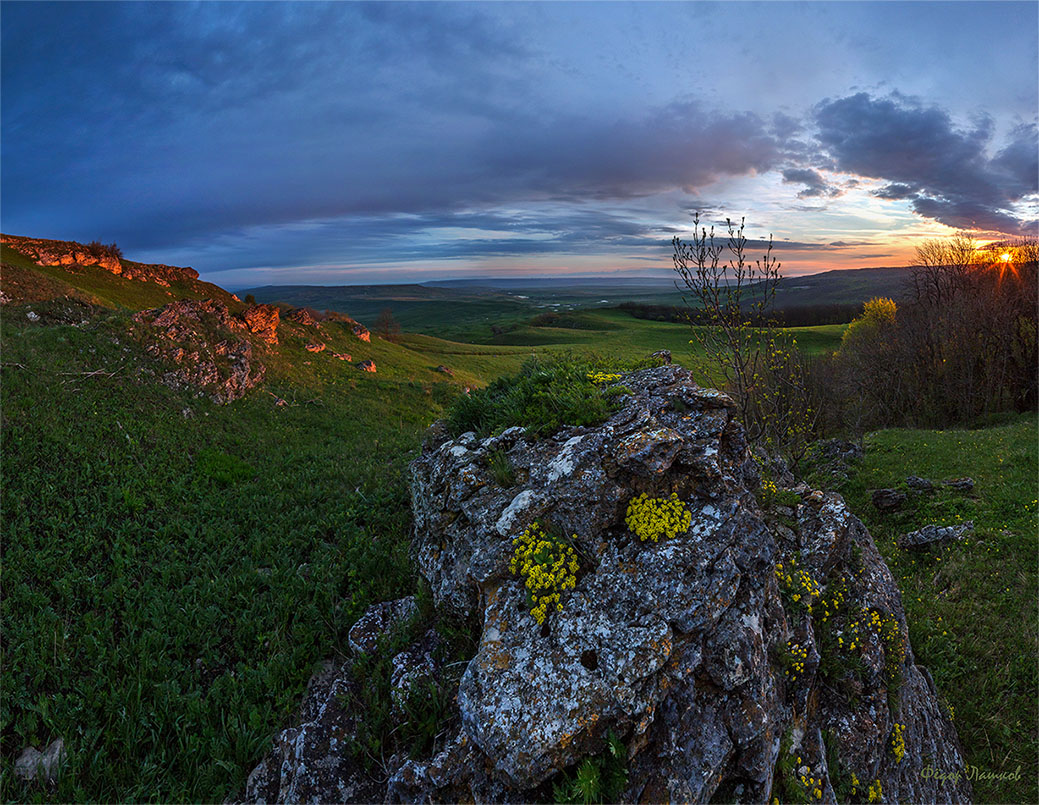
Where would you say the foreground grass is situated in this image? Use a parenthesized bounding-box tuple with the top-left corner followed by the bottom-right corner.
(0, 308, 515, 801)
(826, 417, 1038, 804)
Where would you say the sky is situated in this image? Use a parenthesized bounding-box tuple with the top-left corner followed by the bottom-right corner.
(2, 1, 1037, 286)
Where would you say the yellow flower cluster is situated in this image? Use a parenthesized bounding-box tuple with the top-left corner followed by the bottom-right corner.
(850, 772, 860, 796)
(775, 556, 821, 613)
(815, 580, 846, 625)
(868, 778, 883, 803)
(626, 493, 691, 543)
(509, 522, 579, 626)
(586, 371, 622, 384)
(868, 609, 906, 683)
(784, 640, 809, 682)
(799, 765, 823, 799)
(890, 722, 906, 763)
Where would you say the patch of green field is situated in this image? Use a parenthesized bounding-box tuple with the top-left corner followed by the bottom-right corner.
(824, 417, 1038, 804)
(0, 304, 514, 802)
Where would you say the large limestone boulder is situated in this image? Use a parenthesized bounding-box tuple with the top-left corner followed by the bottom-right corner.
(244, 365, 971, 804)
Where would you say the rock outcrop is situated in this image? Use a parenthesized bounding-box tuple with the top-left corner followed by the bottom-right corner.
(241, 303, 280, 345)
(244, 366, 971, 804)
(2, 233, 199, 285)
(357, 359, 376, 373)
(287, 307, 318, 326)
(131, 299, 265, 403)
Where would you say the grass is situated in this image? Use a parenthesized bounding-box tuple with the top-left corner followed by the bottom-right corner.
(2, 256, 1030, 803)
(814, 416, 1038, 804)
(0, 298, 510, 801)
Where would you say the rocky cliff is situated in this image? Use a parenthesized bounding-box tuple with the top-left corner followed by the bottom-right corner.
(244, 365, 971, 804)
(2, 233, 199, 285)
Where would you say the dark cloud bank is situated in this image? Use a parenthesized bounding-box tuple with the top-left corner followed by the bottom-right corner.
(1, 3, 1035, 275)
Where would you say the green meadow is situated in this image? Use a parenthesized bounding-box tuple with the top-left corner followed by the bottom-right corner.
(1, 259, 1034, 803)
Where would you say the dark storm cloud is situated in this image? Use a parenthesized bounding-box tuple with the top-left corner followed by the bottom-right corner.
(1, 2, 785, 258)
(872, 183, 918, 200)
(814, 93, 1037, 234)
(781, 168, 840, 199)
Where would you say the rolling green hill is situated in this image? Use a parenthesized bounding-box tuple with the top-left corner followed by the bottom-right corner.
(2, 245, 1033, 804)
(242, 265, 913, 342)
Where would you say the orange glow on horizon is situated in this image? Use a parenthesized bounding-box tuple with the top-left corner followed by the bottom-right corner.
(999, 252, 1012, 262)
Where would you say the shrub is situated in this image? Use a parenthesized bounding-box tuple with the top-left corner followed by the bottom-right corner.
(672, 213, 818, 464)
(445, 353, 642, 438)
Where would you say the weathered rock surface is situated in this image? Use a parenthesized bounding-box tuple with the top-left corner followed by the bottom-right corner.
(352, 323, 371, 342)
(906, 475, 934, 492)
(14, 738, 66, 785)
(131, 299, 265, 403)
(943, 477, 975, 493)
(898, 522, 974, 551)
(348, 596, 417, 655)
(358, 359, 376, 373)
(2, 233, 199, 284)
(872, 488, 907, 512)
(304, 342, 326, 353)
(243, 366, 971, 804)
(241, 303, 281, 345)
(287, 307, 318, 326)
(331, 352, 352, 361)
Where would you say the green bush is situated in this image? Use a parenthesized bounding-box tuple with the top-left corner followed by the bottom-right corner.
(445, 353, 642, 438)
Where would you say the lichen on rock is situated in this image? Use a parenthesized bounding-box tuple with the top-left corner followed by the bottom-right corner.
(243, 365, 972, 804)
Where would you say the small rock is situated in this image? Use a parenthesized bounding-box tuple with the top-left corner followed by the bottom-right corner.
(304, 342, 326, 353)
(181, 407, 194, 418)
(390, 630, 440, 709)
(26, 310, 40, 322)
(331, 353, 352, 361)
(14, 738, 66, 784)
(906, 476, 934, 492)
(899, 521, 974, 551)
(287, 307, 318, 326)
(357, 359, 376, 373)
(872, 488, 907, 512)
(352, 323, 371, 342)
(943, 477, 974, 493)
(650, 349, 672, 365)
(348, 596, 417, 655)
(435, 365, 454, 376)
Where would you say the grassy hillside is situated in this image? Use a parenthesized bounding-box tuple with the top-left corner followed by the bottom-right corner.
(2, 255, 1034, 804)
(0, 294, 546, 801)
(811, 417, 1038, 804)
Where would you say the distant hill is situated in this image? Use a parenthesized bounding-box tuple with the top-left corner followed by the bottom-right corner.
(243, 265, 914, 337)
(772, 266, 911, 306)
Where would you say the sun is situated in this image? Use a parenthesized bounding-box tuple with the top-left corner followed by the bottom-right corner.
(999, 252, 1012, 263)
